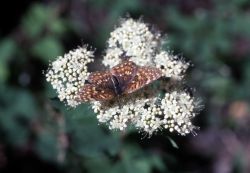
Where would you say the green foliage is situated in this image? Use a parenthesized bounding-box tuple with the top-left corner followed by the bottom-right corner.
(84, 144, 165, 173)
(35, 129, 59, 161)
(22, 4, 67, 38)
(31, 36, 63, 61)
(0, 87, 38, 146)
(21, 3, 66, 62)
(66, 105, 121, 157)
(0, 39, 17, 83)
(22, 4, 51, 38)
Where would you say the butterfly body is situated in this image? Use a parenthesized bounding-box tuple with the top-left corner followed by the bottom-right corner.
(78, 60, 162, 102)
(110, 75, 123, 95)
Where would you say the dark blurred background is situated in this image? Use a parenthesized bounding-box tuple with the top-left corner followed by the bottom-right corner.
(0, 0, 250, 173)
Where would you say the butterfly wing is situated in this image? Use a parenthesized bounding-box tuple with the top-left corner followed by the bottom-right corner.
(124, 67, 162, 94)
(87, 71, 113, 88)
(110, 60, 138, 91)
(79, 67, 118, 102)
(77, 84, 115, 102)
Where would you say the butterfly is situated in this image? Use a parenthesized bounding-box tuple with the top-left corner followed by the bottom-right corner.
(77, 60, 162, 102)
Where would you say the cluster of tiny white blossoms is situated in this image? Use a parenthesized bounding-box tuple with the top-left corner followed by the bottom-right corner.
(103, 18, 162, 67)
(154, 51, 189, 80)
(46, 47, 94, 107)
(92, 83, 199, 135)
(46, 18, 201, 136)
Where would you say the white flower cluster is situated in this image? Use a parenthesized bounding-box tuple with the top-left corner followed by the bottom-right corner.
(46, 47, 94, 107)
(154, 51, 189, 80)
(46, 18, 201, 136)
(92, 83, 199, 136)
(103, 18, 161, 67)
(134, 91, 197, 136)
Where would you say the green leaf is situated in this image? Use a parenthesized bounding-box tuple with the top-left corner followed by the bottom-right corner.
(31, 36, 63, 62)
(121, 144, 165, 173)
(0, 88, 38, 117)
(84, 156, 113, 173)
(0, 38, 17, 62)
(65, 106, 121, 157)
(0, 88, 39, 146)
(35, 130, 58, 161)
(0, 38, 17, 83)
(22, 4, 51, 38)
(69, 123, 121, 157)
(150, 155, 166, 172)
(0, 62, 9, 83)
(50, 19, 68, 36)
